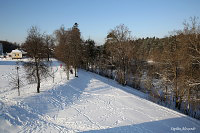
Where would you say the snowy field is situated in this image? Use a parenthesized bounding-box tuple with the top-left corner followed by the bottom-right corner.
(0, 58, 200, 133)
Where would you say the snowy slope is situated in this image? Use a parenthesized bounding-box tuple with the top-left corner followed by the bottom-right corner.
(0, 59, 200, 133)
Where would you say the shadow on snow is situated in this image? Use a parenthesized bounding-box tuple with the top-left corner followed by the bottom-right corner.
(0, 70, 89, 127)
(0, 61, 21, 66)
(81, 117, 200, 133)
(1, 69, 199, 132)
(0, 60, 61, 66)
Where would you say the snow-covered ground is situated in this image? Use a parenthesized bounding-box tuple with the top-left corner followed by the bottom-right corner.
(0, 59, 200, 133)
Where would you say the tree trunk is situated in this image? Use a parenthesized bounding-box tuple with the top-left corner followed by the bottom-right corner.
(17, 67, 20, 96)
(18, 87, 20, 96)
(47, 53, 50, 61)
(36, 61, 40, 93)
(17, 79, 20, 96)
(174, 64, 179, 108)
(186, 87, 191, 114)
(37, 78, 40, 93)
(175, 94, 179, 108)
(165, 86, 167, 102)
(121, 58, 126, 86)
(86, 62, 89, 71)
(67, 65, 69, 80)
(178, 97, 182, 110)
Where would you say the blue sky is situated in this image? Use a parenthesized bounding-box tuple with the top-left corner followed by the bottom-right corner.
(0, 0, 200, 45)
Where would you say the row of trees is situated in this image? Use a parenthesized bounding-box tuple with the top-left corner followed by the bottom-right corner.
(76, 17, 200, 119)
(20, 23, 82, 94)
(21, 18, 199, 119)
(54, 23, 82, 79)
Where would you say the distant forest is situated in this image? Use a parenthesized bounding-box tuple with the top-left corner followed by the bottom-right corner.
(0, 40, 20, 53)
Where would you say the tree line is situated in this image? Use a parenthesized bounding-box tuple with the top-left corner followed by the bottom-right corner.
(20, 17, 200, 119)
(0, 40, 20, 54)
(60, 17, 199, 119)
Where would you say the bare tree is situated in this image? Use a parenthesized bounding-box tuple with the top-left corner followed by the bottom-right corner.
(55, 23, 82, 78)
(22, 26, 50, 93)
(54, 26, 71, 80)
(70, 23, 82, 77)
(179, 17, 200, 115)
(44, 35, 55, 61)
(105, 24, 132, 85)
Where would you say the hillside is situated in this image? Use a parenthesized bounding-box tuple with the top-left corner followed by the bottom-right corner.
(0, 59, 199, 133)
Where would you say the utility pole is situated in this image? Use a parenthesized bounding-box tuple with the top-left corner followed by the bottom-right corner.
(16, 66, 20, 96)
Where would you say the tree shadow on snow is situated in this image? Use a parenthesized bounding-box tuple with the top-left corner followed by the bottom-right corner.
(47, 60, 62, 67)
(0, 70, 91, 128)
(0, 61, 22, 66)
(20, 72, 91, 115)
(0, 104, 39, 127)
(1, 68, 200, 133)
(81, 117, 200, 133)
(0, 60, 61, 66)
(80, 69, 148, 99)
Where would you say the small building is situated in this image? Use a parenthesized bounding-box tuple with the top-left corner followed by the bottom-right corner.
(11, 49, 22, 59)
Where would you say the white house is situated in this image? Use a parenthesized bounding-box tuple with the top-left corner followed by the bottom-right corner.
(11, 49, 22, 59)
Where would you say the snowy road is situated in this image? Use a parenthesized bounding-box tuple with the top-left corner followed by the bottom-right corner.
(0, 59, 200, 133)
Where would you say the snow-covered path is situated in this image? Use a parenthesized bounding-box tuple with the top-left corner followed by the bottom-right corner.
(0, 59, 200, 133)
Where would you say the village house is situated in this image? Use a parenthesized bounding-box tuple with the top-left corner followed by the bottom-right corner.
(11, 49, 22, 59)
